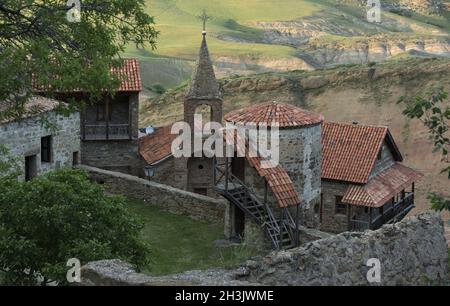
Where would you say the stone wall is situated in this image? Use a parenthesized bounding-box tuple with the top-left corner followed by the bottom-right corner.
(320, 180, 350, 233)
(80, 212, 448, 286)
(79, 165, 227, 223)
(242, 212, 449, 286)
(82, 139, 141, 176)
(0, 111, 80, 180)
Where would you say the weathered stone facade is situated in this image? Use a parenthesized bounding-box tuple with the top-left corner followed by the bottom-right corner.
(242, 212, 449, 286)
(0, 110, 80, 180)
(81, 92, 141, 176)
(278, 125, 322, 228)
(80, 212, 449, 286)
(320, 180, 350, 233)
(81, 165, 227, 224)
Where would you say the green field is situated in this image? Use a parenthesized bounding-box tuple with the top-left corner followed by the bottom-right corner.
(126, 199, 264, 276)
(125, 0, 450, 90)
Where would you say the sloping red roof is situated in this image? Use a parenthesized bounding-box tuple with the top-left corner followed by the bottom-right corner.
(342, 163, 423, 207)
(225, 128, 301, 208)
(33, 58, 142, 93)
(139, 125, 177, 165)
(0, 96, 62, 124)
(224, 102, 324, 128)
(322, 122, 402, 184)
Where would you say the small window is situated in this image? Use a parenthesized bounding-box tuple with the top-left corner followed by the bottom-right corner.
(198, 164, 204, 170)
(41, 136, 52, 163)
(73, 152, 79, 166)
(335, 196, 347, 215)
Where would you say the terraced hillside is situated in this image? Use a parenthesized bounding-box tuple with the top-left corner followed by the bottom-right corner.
(126, 0, 450, 91)
(140, 57, 450, 223)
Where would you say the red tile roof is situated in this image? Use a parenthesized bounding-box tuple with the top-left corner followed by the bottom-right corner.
(342, 163, 423, 207)
(33, 58, 142, 93)
(224, 102, 324, 128)
(0, 96, 62, 124)
(322, 122, 402, 184)
(225, 129, 301, 208)
(139, 125, 177, 165)
(111, 59, 142, 92)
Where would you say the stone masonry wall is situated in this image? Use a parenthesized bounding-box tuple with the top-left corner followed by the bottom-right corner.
(79, 165, 227, 223)
(320, 180, 350, 233)
(0, 111, 80, 180)
(242, 212, 449, 286)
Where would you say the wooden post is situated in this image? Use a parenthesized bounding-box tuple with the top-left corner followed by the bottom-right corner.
(264, 180, 268, 204)
(347, 204, 351, 231)
(82, 106, 86, 140)
(225, 157, 229, 191)
(295, 204, 300, 247)
(105, 95, 110, 140)
(213, 156, 216, 185)
(279, 209, 284, 249)
(128, 95, 133, 140)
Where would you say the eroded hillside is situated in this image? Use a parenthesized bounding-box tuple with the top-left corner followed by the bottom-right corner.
(141, 57, 450, 221)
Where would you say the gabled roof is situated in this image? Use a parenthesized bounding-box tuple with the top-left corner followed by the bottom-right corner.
(33, 58, 142, 93)
(139, 125, 177, 166)
(225, 129, 301, 208)
(342, 163, 423, 207)
(322, 122, 403, 184)
(225, 102, 324, 128)
(185, 33, 221, 100)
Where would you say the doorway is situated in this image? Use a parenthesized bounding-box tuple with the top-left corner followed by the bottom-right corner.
(25, 155, 37, 181)
(232, 205, 245, 240)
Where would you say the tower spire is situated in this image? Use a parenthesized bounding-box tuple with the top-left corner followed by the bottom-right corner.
(186, 12, 221, 100)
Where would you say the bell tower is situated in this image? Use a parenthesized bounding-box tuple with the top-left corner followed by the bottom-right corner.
(182, 15, 223, 196)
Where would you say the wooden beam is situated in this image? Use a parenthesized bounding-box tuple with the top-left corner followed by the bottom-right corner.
(105, 95, 110, 140)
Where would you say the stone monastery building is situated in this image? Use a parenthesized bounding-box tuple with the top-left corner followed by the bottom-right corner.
(139, 31, 423, 248)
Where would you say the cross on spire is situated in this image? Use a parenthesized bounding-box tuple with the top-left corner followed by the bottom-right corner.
(197, 10, 211, 34)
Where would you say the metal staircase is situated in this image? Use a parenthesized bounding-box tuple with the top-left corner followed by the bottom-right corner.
(214, 158, 297, 249)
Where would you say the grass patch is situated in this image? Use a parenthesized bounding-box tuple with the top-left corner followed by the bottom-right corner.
(126, 199, 264, 276)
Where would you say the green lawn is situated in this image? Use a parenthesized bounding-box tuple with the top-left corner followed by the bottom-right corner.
(126, 199, 264, 276)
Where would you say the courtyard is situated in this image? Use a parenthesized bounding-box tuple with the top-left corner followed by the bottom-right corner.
(126, 199, 264, 276)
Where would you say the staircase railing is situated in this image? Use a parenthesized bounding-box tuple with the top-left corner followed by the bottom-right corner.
(213, 158, 296, 249)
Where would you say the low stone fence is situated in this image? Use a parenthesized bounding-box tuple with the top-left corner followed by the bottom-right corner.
(242, 212, 449, 286)
(80, 212, 449, 286)
(79, 165, 227, 223)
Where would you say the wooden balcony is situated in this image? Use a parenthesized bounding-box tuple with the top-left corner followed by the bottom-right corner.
(83, 124, 131, 140)
(349, 192, 415, 232)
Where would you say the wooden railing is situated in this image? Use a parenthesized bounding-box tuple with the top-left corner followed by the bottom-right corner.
(349, 193, 415, 231)
(83, 124, 130, 140)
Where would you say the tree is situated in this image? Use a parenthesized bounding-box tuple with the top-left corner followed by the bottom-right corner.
(0, 168, 149, 285)
(398, 87, 450, 211)
(0, 0, 158, 122)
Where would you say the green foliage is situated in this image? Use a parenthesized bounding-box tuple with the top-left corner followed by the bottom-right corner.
(0, 169, 149, 285)
(151, 84, 167, 95)
(398, 88, 450, 211)
(428, 193, 450, 212)
(0, 0, 158, 122)
(0, 145, 20, 179)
